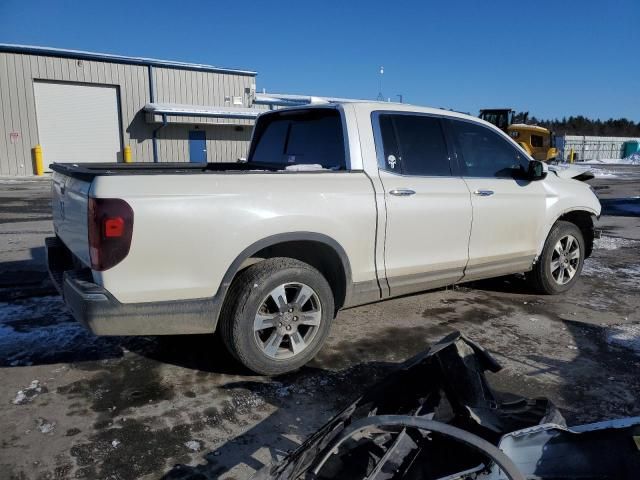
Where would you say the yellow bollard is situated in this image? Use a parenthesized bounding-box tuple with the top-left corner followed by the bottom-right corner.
(33, 145, 44, 176)
(123, 145, 132, 163)
(569, 148, 575, 163)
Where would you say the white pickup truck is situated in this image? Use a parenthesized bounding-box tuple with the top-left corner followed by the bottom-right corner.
(47, 102, 601, 374)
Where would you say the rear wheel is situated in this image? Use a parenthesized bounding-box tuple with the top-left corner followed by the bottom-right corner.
(528, 221, 585, 294)
(219, 258, 334, 375)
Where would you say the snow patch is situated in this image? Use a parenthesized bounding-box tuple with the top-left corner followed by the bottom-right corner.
(607, 324, 640, 355)
(184, 440, 201, 451)
(583, 153, 640, 166)
(0, 296, 122, 366)
(582, 260, 640, 289)
(36, 417, 56, 434)
(592, 169, 618, 178)
(0, 296, 66, 322)
(593, 236, 639, 250)
(12, 380, 46, 405)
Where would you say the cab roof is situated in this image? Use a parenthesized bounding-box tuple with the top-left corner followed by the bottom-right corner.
(508, 123, 550, 133)
(271, 100, 488, 126)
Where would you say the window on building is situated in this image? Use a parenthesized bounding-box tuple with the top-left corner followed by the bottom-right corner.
(377, 114, 451, 176)
(451, 120, 529, 178)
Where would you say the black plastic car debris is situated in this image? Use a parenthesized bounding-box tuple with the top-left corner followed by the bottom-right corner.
(252, 331, 640, 480)
(493, 416, 640, 479)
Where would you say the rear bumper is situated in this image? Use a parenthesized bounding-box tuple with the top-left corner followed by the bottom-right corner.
(46, 236, 219, 335)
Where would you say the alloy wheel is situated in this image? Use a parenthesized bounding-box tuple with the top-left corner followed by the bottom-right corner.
(253, 282, 322, 360)
(550, 234, 581, 285)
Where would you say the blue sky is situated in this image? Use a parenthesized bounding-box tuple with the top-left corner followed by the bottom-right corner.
(1, 0, 638, 120)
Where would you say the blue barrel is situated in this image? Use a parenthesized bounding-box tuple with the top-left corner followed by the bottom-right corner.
(624, 140, 640, 157)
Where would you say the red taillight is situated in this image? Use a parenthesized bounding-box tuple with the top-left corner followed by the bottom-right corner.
(88, 197, 134, 271)
(104, 217, 125, 237)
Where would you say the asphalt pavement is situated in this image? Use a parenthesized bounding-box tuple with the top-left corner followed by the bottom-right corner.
(0, 167, 639, 479)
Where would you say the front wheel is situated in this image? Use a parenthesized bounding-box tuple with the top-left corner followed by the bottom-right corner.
(528, 221, 585, 294)
(219, 258, 334, 375)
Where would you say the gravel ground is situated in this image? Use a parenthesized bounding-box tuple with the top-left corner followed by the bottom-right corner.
(0, 167, 639, 480)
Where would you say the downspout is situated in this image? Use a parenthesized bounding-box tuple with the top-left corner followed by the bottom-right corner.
(152, 114, 168, 162)
(148, 64, 166, 162)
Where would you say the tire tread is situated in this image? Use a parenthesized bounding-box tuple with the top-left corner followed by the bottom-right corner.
(219, 257, 334, 375)
(528, 220, 584, 295)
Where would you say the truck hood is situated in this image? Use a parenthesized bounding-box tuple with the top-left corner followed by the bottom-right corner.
(548, 164, 595, 181)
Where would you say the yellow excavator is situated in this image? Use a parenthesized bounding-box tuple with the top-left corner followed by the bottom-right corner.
(479, 109, 558, 162)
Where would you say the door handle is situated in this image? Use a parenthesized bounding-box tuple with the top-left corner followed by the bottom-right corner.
(389, 189, 416, 196)
(473, 190, 494, 197)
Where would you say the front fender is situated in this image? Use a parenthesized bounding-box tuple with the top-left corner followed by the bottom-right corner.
(536, 175, 601, 257)
(537, 206, 599, 257)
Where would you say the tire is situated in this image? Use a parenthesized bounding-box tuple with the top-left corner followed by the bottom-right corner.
(528, 221, 585, 294)
(219, 258, 335, 375)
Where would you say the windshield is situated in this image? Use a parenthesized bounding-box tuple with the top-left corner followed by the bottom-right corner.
(248, 109, 346, 169)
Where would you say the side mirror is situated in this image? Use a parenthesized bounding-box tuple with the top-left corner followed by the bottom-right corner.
(528, 160, 547, 181)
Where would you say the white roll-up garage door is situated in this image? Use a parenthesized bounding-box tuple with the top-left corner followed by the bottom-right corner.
(34, 81, 122, 167)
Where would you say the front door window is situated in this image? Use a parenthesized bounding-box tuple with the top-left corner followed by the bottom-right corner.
(451, 121, 529, 178)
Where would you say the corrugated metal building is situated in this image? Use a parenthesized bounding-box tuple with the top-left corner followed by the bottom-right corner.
(0, 44, 264, 176)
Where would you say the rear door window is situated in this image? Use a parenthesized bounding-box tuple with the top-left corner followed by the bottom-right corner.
(377, 114, 451, 176)
(249, 109, 346, 169)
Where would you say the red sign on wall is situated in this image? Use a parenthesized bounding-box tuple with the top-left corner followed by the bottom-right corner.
(9, 132, 19, 144)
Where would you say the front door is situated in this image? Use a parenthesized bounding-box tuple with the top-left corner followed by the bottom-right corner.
(445, 118, 546, 281)
(374, 112, 473, 297)
(189, 130, 207, 162)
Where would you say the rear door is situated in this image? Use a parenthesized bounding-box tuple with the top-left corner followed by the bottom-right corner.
(374, 112, 472, 297)
(445, 118, 546, 281)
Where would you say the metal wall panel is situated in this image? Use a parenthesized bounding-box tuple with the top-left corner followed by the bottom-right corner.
(0, 54, 13, 175)
(0, 51, 258, 176)
(0, 52, 154, 175)
(156, 124, 251, 163)
(151, 67, 256, 126)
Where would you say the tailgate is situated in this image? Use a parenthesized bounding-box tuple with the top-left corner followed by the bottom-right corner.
(51, 171, 91, 266)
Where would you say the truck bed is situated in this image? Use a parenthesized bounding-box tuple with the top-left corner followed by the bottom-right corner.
(50, 162, 281, 182)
